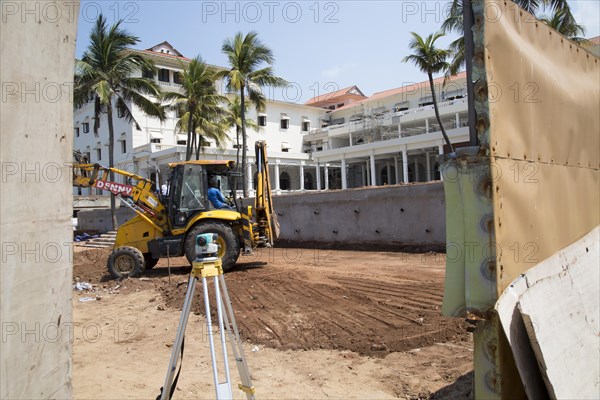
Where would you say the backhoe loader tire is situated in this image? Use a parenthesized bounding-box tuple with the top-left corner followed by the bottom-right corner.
(144, 253, 159, 270)
(107, 246, 145, 279)
(185, 222, 240, 272)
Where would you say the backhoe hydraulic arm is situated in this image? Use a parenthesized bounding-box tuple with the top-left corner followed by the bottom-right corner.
(73, 162, 169, 234)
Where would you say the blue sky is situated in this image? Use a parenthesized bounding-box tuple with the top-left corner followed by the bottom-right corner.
(75, 1, 600, 103)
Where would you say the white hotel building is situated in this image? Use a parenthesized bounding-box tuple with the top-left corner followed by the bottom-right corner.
(74, 42, 470, 195)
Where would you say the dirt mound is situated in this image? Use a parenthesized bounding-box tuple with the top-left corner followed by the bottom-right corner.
(158, 250, 469, 357)
(73, 247, 468, 357)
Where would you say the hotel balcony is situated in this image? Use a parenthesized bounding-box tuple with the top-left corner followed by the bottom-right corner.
(304, 98, 468, 146)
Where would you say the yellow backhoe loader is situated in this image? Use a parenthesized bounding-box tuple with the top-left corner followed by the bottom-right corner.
(73, 141, 278, 279)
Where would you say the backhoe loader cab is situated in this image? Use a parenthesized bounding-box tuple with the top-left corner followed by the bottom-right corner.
(74, 141, 277, 279)
(166, 161, 237, 228)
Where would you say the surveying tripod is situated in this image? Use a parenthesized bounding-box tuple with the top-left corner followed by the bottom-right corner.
(158, 234, 255, 400)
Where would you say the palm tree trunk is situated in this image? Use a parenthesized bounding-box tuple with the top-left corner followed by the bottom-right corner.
(186, 112, 193, 161)
(106, 99, 118, 230)
(195, 134, 203, 160)
(240, 86, 248, 197)
(235, 125, 241, 168)
(428, 72, 455, 153)
(190, 132, 196, 161)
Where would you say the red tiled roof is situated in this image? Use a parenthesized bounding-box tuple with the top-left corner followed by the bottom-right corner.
(304, 85, 366, 105)
(333, 72, 467, 112)
(589, 36, 600, 45)
(137, 49, 191, 61)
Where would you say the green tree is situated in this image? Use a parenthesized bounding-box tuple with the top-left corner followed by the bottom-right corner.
(403, 32, 454, 153)
(539, 7, 587, 43)
(216, 31, 287, 197)
(223, 95, 259, 169)
(441, 0, 579, 78)
(162, 56, 228, 161)
(74, 15, 164, 229)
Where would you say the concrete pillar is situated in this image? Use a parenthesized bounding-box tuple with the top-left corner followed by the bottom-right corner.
(414, 158, 420, 182)
(324, 164, 330, 190)
(341, 158, 347, 190)
(426, 152, 431, 181)
(1, 8, 78, 398)
(274, 159, 281, 192)
(299, 162, 305, 191)
(438, 143, 444, 181)
(398, 123, 402, 138)
(402, 149, 409, 183)
(365, 160, 370, 186)
(455, 112, 460, 129)
(394, 156, 400, 184)
(370, 152, 377, 187)
(349, 132, 353, 146)
(316, 162, 321, 191)
(425, 118, 429, 133)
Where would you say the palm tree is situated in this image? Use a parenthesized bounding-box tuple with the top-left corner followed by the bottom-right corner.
(403, 32, 455, 153)
(162, 56, 228, 161)
(216, 31, 287, 197)
(539, 7, 587, 43)
(223, 95, 259, 169)
(442, 0, 578, 78)
(74, 15, 165, 230)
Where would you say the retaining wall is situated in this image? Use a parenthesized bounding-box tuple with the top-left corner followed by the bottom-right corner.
(269, 183, 445, 251)
(78, 182, 446, 251)
(77, 207, 136, 232)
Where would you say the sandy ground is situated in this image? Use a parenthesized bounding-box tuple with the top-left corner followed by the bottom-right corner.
(72, 246, 473, 399)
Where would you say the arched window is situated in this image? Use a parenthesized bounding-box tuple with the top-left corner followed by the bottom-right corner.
(280, 171, 291, 190)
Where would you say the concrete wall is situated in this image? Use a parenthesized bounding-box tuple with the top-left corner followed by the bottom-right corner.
(79, 184, 445, 251)
(77, 207, 136, 232)
(0, 3, 79, 397)
(271, 182, 445, 251)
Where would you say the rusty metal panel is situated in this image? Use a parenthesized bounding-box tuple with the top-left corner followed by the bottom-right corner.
(481, 0, 600, 293)
(442, 0, 600, 397)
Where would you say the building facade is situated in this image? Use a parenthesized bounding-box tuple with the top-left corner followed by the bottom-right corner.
(74, 41, 470, 196)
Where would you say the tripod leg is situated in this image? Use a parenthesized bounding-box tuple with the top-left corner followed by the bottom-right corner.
(219, 275, 256, 399)
(202, 276, 233, 399)
(160, 275, 198, 400)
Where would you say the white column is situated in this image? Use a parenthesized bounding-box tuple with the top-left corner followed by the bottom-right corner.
(299, 162, 305, 191)
(274, 159, 281, 192)
(414, 158, 420, 182)
(247, 162, 253, 195)
(341, 157, 347, 190)
(455, 112, 460, 129)
(438, 142, 444, 181)
(316, 162, 321, 191)
(394, 156, 400, 184)
(349, 132, 353, 146)
(324, 164, 329, 190)
(398, 123, 402, 138)
(402, 149, 409, 183)
(386, 161, 391, 185)
(370, 152, 376, 187)
(426, 152, 431, 181)
(425, 118, 429, 133)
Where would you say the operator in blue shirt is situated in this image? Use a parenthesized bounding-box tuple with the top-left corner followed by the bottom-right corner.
(207, 175, 234, 210)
